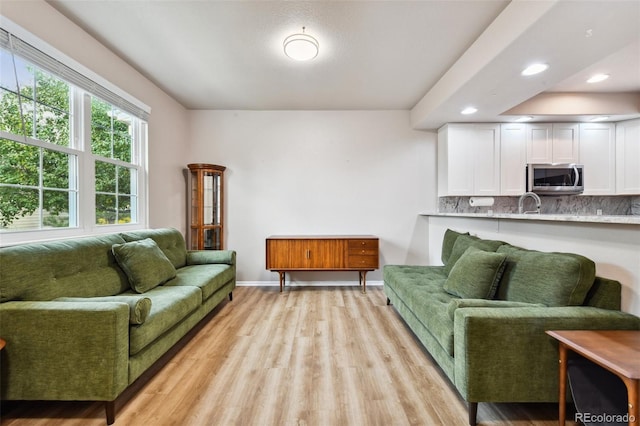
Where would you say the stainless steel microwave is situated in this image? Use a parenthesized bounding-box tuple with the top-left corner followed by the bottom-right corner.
(526, 163, 584, 195)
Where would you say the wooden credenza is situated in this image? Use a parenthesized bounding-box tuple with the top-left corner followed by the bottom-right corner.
(266, 235, 379, 293)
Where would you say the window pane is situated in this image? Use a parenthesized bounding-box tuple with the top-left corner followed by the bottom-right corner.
(35, 70, 69, 111)
(35, 103, 70, 147)
(0, 138, 39, 186)
(0, 186, 39, 229)
(0, 89, 24, 135)
(117, 195, 132, 224)
(117, 166, 132, 194)
(43, 149, 71, 189)
(112, 110, 132, 162)
(96, 193, 116, 225)
(91, 97, 112, 157)
(43, 189, 70, 227)
(95, 161, 116, 193)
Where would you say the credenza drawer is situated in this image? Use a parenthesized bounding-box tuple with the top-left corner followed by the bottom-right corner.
(347, 255, 378, 269)
(348, 239, 378, 250)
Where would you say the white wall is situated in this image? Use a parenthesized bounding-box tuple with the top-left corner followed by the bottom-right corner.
(427, 216, 640, 316)
(2, 0, 190, 231)
(189, 110, 437, 283)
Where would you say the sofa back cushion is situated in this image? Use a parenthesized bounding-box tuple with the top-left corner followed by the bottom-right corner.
(441, 229, 469, 265)
(120, 228, 187, 269)
(496, 245, 596, 306)
(0, 234, 130, 302)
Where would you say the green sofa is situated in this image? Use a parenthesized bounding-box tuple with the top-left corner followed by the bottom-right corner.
(0, 228, 236, 424)
(383, 229, 640, 426)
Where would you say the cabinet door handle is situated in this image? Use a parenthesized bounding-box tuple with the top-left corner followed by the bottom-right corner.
(306, 249, 310, 259)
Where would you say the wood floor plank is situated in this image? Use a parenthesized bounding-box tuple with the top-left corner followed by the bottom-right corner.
(1, 286, 579, 426)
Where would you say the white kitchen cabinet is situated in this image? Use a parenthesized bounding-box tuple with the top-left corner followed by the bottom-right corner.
(615, 119, 640, 194)
(500, 123, 527, 195)
(526, 123, 579, 163)
(579, 123, 615, 195)
(438, 123, 501, 196)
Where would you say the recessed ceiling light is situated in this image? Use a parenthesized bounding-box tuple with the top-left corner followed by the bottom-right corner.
(515, 116, 533, 122)
(521, 63, 549, 76)
(590, 116, 609, 122)
(587, 74, 610, 83)
(460, 107, 478, 115)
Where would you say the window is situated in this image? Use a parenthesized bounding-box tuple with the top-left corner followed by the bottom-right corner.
(0, 24, 149, 244)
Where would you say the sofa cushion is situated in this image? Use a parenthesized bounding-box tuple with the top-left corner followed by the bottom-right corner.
(120, 228, 188, 269)
(129, 285, 202, 355)
(384, 265, 455, 356)
(165, 264, 235, 300)
(112, 238, 177, 293)
(441, 229, 469, 265)
(496, 245, 596, 306)
(444, 234, 505, 274)
(56, 294, 152, 325)
(443, 246, 507, 299)
(0, 234, 130, 302)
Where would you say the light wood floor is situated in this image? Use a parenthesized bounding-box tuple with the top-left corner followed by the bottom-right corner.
(1, 286, 578, 426)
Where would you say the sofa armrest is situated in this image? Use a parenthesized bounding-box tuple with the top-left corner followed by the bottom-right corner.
(186, 250, 236, 265)
(0, 301, 130, 401)
(453, 306, 640, 403)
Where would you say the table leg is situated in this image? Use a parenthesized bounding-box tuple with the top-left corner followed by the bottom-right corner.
(621, 377, 639, 426)
(558, 343, 568, 426)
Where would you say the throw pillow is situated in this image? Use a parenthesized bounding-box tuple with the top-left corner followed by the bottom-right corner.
(112, 238, 177, 293)
(444, 234, 505, 274)
(441, 229, 470, 265)
(443, 246, 507, 299)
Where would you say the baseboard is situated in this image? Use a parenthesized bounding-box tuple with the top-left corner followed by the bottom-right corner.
(237, 280, 384, 287)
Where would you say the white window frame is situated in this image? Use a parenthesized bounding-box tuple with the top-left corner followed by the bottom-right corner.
(0, 19, 149, 246)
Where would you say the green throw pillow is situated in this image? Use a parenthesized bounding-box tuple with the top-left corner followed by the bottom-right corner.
(444, 234, 505, 274)
(443, 246, 507, 299)
(112, 238, 177, 293)
(441, 229, 469, 265)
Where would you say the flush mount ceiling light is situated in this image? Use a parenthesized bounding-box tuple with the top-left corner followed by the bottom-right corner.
(587, 74, 610, 83)
(460, 107, 478, 115)
(521, 63, 549, 76)
(283, 27, 319, 61)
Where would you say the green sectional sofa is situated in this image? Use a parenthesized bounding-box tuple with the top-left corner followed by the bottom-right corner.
(0, 228, 236, 424)
(383, 229, 640, 426)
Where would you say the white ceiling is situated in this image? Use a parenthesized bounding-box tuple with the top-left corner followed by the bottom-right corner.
(47, 0, 640, 129)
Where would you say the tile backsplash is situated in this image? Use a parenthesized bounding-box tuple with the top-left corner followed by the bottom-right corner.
(439, 195, 640, 216)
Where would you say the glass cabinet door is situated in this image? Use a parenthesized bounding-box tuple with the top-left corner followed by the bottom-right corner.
(187, 163, 225, 250)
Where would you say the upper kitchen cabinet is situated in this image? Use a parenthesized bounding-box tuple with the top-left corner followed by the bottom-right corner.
(438, 123, 501, 196)
(500, 123, 527, 195)
(526, 123, 579, 164)
(579, 123, 616, 195)
(615, 119, 640, 195)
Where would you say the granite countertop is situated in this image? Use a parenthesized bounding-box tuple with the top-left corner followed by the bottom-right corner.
(421, 212, 640, 225)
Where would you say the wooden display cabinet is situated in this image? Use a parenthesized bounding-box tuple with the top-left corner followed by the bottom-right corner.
(187, 163, 225, 250)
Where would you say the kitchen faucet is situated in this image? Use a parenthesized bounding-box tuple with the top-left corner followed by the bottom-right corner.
(518, 192, 541, 214)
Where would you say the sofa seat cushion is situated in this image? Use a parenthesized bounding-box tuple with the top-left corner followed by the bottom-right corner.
(384, 265, 455, 356)
(444, 246, 507, 299)
(496, 245, 596, 306)
(165, 264, 235, 301)
(129, 285, 201, 355)
(112, 238, 177, 293)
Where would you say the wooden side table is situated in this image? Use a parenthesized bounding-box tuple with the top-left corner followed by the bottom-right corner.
(546, 330, 640, 426)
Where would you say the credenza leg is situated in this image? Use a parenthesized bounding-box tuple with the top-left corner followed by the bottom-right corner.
(278, 271, 285, 292)
(360, 271, 368, 294)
